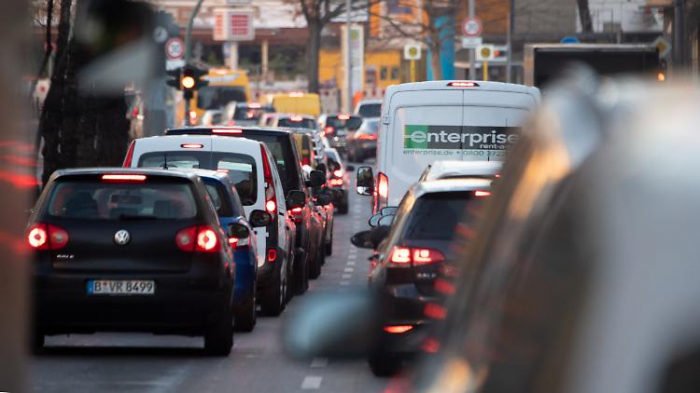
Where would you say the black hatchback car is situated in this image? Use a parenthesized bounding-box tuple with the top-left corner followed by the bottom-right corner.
(29, 168, 236, 356)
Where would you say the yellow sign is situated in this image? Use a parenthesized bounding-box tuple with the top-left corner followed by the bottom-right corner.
(480, 47, 492, 59)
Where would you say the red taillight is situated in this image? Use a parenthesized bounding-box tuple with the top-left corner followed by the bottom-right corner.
(324, 126, 335, 135)
(122, 141, 136, 167)
(384, 325, 413, 334)
(228, 236, 250, 248)
(377, 172, 388, 199)
(176, 226, 220, 253)
(448, 81, 479, 88)
(260, 145, 278, 219)
(338, 114, 350, 120)
(389, 246, 445, 266)
(249, 102, 262, 109)
(227, 120, 236, 126)
(301, 157, 310, 168)
(268, 248, 277, 262)
(28, 223, 69, 250)
(333, 170, 343, 177)
(329, 178, 344, 187)
(390, 246, 411, 264)
(290, 207, 303, 214)
(475, 190, 492, 197)
(181, 143, 203, 149)
(290, 116, 303, 122)
(101, 174, 147, 182)
(358, 133, 377, 141)
(213, 128, 243, 134)
(290, 206, 303, 224)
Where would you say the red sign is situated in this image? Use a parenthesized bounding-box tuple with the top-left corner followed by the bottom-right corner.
(213, 9, 254, 41)
(462, 17, 483, 37)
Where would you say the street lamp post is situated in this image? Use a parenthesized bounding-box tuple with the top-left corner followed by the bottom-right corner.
(468, 0, 476, 80)
(183, 0, 205, 125)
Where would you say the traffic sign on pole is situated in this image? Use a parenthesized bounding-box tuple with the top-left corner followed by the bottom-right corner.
(403, 44, 422, 60)
(461, 36, 483, 48)
(462, 17, 483, 37)
(165, 37, 185, 60)
(476, 44, 495, 61)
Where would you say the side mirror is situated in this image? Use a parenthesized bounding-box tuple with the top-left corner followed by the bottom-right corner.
(309, 170, 326, 188)
(378, 215, 394, 227)
(356, 166, 374, 196)
(380, 207, 398, 216)
(287, 190, 306, 209)
(350, 230, 374, 249)
(228, 222, 250, 239)
(368, 213, 383, 227)
(249, 210, 272, 228)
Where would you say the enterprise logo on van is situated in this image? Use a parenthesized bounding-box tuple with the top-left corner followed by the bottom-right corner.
(404, 125, 520, 150)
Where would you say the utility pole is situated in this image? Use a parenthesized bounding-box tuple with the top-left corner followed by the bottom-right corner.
(183, 0, 205, 124)
(468, 0, 476, 80)
(673, 0, 685, 71)
(345, 0, 352, 113)
(506, 0, 515, 83)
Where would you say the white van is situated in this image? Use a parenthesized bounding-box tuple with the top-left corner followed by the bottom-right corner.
(355, 81, 540, 213)
(124, 135, 296, 314)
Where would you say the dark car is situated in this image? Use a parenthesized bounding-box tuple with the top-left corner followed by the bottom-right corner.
(325, 148, 349, 215)
(346, 118, 379, 163)
(166, 127, 326, 294)
(30, 168, 236, 355)
(318, 114, 363, 153)
(222, 102, 275, 127)
(352, 178, 491, 376)
(189, 170, 272, 332)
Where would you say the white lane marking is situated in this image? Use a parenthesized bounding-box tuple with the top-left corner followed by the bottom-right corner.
(347, 261, 356, 266)
(310, 357, 329, 368)
(302, 376, 323, 390)
(340, 281, 350, 286)
(342, 274, 352, 279)
(348, 254, 357, 260)
(344, 267, 354, 272)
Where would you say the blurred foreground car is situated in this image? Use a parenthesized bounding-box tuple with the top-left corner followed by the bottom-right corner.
(287, 76, 700, 393)
(31, 169, 236, 355)
(352, 178, 491, 376)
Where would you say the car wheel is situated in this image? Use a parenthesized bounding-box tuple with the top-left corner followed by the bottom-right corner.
(204, 292, 234, 356)
(284, 253, 294, 303)
(261, 265, 285, 316)
(293, 248, 309, 295)
(310, 247, 323, 279)
(368, 352, 402, 377)
(234, 288, 256, 332)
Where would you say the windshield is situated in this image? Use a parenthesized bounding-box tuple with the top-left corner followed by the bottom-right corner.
(137, 151, 258, 206)
(358, 103, 381, 118)
(326, 116, 362, 130)
(278, 118, 317, 129)
(197, 86, 247, 110)
(403, 192, 483, 240)
(233, 106, 273, 121)
(45, 179, 197, 220)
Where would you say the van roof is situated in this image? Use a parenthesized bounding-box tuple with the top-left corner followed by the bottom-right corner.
(385, 80, 540, 96)
(414, 178, 492, 197)
(137, 134, 263, 149)
(50, 167, 198, 182)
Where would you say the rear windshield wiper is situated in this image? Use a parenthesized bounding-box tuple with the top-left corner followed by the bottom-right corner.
(117, 214, 158, 221)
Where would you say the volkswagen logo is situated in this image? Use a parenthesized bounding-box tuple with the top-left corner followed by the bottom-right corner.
(114, 230, 131, 246)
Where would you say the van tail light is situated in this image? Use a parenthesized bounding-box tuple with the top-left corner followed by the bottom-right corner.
(267, 248, 277, 262)
(324, 126, 335, 135)
(122, 140, 136, 167)
(290, 206, 303, 224)
(228, 236, 250, 248)
(389, 246, 445, 266)
(374, 172, 389, 213)
(474, 190, 492, 197)
(28, 223, 69, 250)
(260, 145, 278, 220)
(176, 225, 220, 253)
(383, 325, 413, 334)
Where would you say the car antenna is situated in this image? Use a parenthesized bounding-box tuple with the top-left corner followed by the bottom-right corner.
(163, 152, 169, 170)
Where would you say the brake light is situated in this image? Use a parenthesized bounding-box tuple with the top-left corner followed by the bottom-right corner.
(28, 223, 69, 250)
(176, 226, 220, 253)
(213, 128, 243, 134)
(249, 102, 262, 109)
(268, 248, 277, 262)
(227, 120, 236, 126)
(384, 325, 413, 334)
(358, 133, 377, 141)
(228, 236, 250, 248)
(290, 116, 303, 122)
(390, 247, 411, 264)
(338, 114, 350, 120)
(290, 207, 303, 214)
(377, 172, 388, 199)
(290, 206, 303, 224)
(260, 145, 278, 219)
(188, 111, 198, 125)
(448, 81, 479, 88)
(324, 126, 335, 134)
(389, 246, 445, 266)
(329, 178, 344, 187)
(181, 143, 203, 149)
(101, 174, 147, 182)
(333, 170, 343, 177)
(475, 190, 492, 197)
(122, 141, 136, 167)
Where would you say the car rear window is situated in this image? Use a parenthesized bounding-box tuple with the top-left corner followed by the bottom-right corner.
(403, 192, 483, 240)
(137, 151, 258, 205)
(237, 132, 298, 193)
(45, 178, 197, 220)
(278, 118, 317, 129)
(326, 116, 362, 130)
(358, 103, 381, 118)
(357, 120, 379, 136)
(233, 106, 272, 121)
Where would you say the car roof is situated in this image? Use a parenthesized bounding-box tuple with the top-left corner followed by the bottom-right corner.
(425, 161, 502, 180)
(413, 178, 491, 197)
(136, 134, 264, 149)
(50, 167, 199, 181)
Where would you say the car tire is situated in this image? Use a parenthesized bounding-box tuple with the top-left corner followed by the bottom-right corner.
(310, 247, 323, 279)
(204, 292, 234, 356)
(293, 248, 309, 295)
(261, 265, 285, 316)
(234, 289, 257, 332)
(368, 352, 402, 377)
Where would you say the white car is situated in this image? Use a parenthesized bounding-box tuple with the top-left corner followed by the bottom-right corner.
(123, 135, 298, 315)
(355, 80, 540, 214)
(267, 114, 317, 130)
(418, 160, 502, 182)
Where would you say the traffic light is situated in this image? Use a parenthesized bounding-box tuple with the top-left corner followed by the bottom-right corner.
(166, 68, 181, 89)
(181, 66, 209, 100)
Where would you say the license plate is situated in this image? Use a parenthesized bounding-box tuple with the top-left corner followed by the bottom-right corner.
(87, 280, 155, 296)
